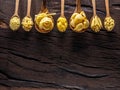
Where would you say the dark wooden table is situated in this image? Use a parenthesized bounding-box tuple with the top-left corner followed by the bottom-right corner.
(0, 0, 120, 90)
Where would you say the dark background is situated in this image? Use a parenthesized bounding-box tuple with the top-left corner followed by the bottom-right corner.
(0, 0, 120, 90)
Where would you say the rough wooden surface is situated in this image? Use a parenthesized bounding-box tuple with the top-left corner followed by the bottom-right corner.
(0, 0, 120, 90)
(0, 87, 67, 90)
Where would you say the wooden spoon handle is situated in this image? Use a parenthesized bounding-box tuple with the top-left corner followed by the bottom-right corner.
(92, 0, 96, 16)
(14, 0, 19, 16)
(27, 0, 32, 17)
(41, 0, 47, 12)
(75, 0, 81, 13)
(105, 0, 110, 17)
(61, 0, 65, 17)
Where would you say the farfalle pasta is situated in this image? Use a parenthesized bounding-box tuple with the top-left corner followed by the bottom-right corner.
(70, 11, 89, 33)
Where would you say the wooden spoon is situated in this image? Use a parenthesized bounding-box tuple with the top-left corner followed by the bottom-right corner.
(90, 0, 103, 32)
(105, 0, 110, 17)
(104, 0, 115, 31)
(22, 0, 33, 31)
(41, 0, 48, 13)
(35, 0, 53, 33)
(70, 0, 82, 30)
(57, 0, 68, 32)
(70, 0, 86, 33)
(12, 0, 20, 18)
(92, 0, 97, 17)
(61, 0, 65, 17)
(9, 0, 20, 30)
(26, 0, 32, 18)
(90, 0, 97, 30)
(74, 0, 82, 13)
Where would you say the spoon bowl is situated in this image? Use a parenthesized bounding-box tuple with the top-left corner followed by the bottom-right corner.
(104, 0, 115, 31)
(57, 0, 68, 32)
(22, 0, 33, 32)
(90, 0, 103, 32)
(69, 0, 89, 33)
(35, 0, 55, 33)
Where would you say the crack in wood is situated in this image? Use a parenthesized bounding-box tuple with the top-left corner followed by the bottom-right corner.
(0, 83, 10, 87)
(7, 59, 56, 73)
(112, 4, 120, 10)
(0, 44, 118, 72)
(72, 62, 115, 71)
(58, 66, 109, 78)
(0, 70, 86, 90)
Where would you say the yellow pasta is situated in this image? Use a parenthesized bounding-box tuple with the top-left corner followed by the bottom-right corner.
(35, 13, 54, 31)
(9, 16, 20, 31)
(70, 11, 89, 32)
(90, 15, 103, 32)
(104, 16, 115, 31)
(57, 17, 68, 32)
(39, 17, 54, 31)
(35, 13, 47, 25)
(22, 16, 33, 31)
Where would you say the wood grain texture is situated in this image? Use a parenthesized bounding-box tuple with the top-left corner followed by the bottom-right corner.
(0, 87, 68, 90)
(0, 0, 120, 90)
